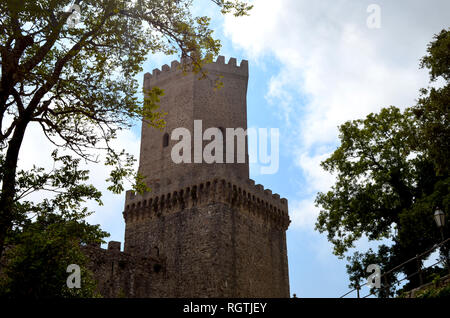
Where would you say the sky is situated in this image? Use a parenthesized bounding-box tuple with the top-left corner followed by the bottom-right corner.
(16, 0, 450, 298)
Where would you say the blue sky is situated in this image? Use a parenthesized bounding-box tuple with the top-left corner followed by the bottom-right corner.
(17, 0, 450, 297)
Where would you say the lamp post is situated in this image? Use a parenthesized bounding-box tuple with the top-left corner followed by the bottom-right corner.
(434, 208, 445, 241)
(434, 208, 449, 273)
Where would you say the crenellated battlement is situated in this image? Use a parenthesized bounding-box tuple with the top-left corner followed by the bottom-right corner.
(82, 241, 164, 264)
(81, 241, 167, 297)
(144, 55, 248, 88)
(123, 177, 289, 230)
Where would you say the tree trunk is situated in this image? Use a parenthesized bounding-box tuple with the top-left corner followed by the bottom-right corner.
(0, 117, 29, 261)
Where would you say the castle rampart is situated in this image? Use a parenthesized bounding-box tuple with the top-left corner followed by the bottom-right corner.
(123, 177, 289, 231)
(143, 56, 248, 89)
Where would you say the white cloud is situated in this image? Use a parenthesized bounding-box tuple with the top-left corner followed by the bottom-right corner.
(224, 0, 450, 232)
(289, 152, 335, 229)
(290, 199, 320, 230)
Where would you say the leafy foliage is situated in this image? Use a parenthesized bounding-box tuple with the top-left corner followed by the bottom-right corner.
(315, 29, 450, 296)
(397, 273, 450, 298)
(0, 0, 252, 266)
(0, 214, 107, 298)
(415, 283, 450, 298)
(0, 152, 109, 298)
(414, 29, 450, 175)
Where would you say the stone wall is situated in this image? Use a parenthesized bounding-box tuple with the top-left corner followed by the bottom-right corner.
(82, 242, 167, 298)
(123, 177, 290, 297)
(402, 274, 450, 298)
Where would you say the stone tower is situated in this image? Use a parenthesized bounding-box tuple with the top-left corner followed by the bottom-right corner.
(122, 56, 290, 297)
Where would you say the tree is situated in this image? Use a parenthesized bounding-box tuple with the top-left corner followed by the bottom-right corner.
(0, 215, 107, 298)
(414, 29, 450, 176)
(315, 29, 450, 297)
(0, 151, 109, 297)
(0, 0, 252, 260)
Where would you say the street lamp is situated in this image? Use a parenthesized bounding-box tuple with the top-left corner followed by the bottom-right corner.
(434, 208, 449, 274)
(434, 208, 445, 241)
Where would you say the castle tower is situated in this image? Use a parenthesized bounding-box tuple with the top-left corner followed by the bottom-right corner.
(138, 56, 249, 189)
(123, 56, 290, 297)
